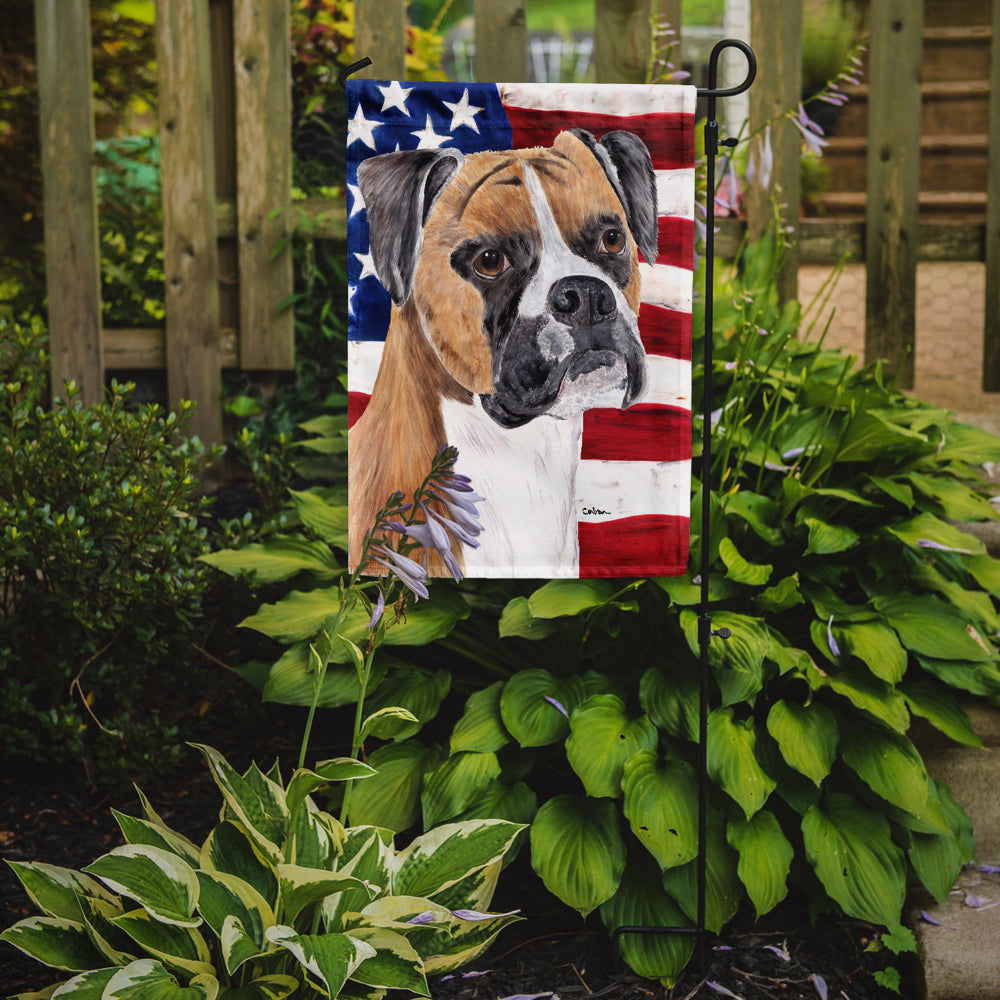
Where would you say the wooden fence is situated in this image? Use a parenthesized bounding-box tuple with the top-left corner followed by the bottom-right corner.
(33, 0, 1000, 445)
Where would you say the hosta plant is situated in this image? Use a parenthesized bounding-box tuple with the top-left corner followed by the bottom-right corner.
(1, 744, 523, 999)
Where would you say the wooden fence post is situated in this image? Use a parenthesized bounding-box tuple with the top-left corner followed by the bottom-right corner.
(157, 0, 223, 445)
(864, 0, 923, 389)
(34, 0, 104, 405)
(233, 0, 294, 370)
(474, 0, 527, 82)
(983, 0, 1000, 390)
(594, 0, 669, 84)
(354, 0, 406, 79)
(746, 0, 801, 306)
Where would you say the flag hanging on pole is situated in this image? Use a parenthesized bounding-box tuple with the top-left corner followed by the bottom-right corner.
(346, 81, 696, 579)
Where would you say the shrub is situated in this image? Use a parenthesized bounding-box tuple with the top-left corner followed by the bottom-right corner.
(0, 317, 220, 783)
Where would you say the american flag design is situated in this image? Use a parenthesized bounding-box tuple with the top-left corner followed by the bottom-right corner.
(346, 81, 695, 579)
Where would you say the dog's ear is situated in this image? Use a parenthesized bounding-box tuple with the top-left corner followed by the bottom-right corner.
(357, 148, 465, 304)
(570, 128, 659, 265)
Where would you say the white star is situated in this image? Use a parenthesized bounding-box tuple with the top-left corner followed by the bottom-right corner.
(347, 105, 380, 149)
(411, 115, 450, 150)
(378, 80, 413, 114)
(443, 89, 483, 132)
(348, 182, 365, 218)
(355, 250, 378, 282)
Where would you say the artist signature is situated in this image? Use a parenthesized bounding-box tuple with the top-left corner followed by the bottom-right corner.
(582, 506, 611, 516)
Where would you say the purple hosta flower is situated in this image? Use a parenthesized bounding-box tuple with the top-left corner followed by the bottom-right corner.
(979, 864, 1000, 874)
(917, 538, 973, 555)
(707, 983, 742, 999)
(812, 974, 828, 1000)
(400, 502, 464, 581)
(407, 911, 438, 925)
(715, 156, 741, 216)
(441, 970, 493, 981)
(827, 616, 842, 657)
(426, 481, 485, 543)
(369, 543, 429, 600)
(544, 695, 569, 718)
(747, 125, 774, 191)
(367, 590, 385, 631)
(763, 944, 791, 962)
(792, 104, 829, 157)
(451, 908, 521, 921)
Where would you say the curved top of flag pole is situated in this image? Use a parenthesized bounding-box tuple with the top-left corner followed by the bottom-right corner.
(697, 38, 756, 100)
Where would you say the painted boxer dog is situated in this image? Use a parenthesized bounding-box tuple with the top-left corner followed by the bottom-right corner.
(349, 128, 658, 576)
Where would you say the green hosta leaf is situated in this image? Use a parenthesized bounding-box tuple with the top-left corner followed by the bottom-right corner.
(216, 975, 299, 1000)
(755, 573, 804, 614)
(639, 664, 699, 742)
(621, 751, 698, 870)
(83, 846, 200, 928)
(765, 701, 838, 786)
(718, 537, 772, 586)
(707, 708, 776, 818)
(680, 610, 770, 706)
(866, 474, 914, 509)
(916, 655, 1000, 697)
(499, 670, 584, 747)
(653, 573, 737, 606)
(909, 819, 966, 906)
(874, 594, 995, 662)
(835, 410, 927, 463)
(967, 553, 1000, 597)
(935, 421, 1000, 464)
(724, 490, 784, 545)
(112, 812, 201, 868)
(111, 909, 214, 978)
(450, 682, 511, 754)
(527, 579, 617, 617)
(421, 751, 502, 828)
(360, 706, 421, 742)
(808, 661, 910, 732)
(0, 916, 106, 971)
(497, 597, 564, 639)
(195, 871, 273, 973)
(347, 740, 441, 832)
(839, 719, 929, 816)
(453, 779, 538, 827)
(346, 926, 428, 994)
(802, 793, 906, 926)
(103, 959, 218, 1000)
(200, 822, 278, 910)
(261, 643, 386, 709)
(803, 517, 859, 556)
(285, 759, 376, 822)
(906, 472, 998, 521)
(5, 862, 118, 922)
(393, 820, 524, 900)
(886, 512, 985, 556)
(530, 795, 626, 917)
(277, 865, 374, 925)
(288, 489, 349, 546)
(727, 811, 793, 917)
(190, 746, 287, 862)
(599, 853, 694, 987)
(661, 810, 741, 933)
(901, 680, 982, 748)
(911, 562, 1000, 633)
(200, 535, 342, 584)
(265, 926, 375, 997)
(835, 621, 907, 684)
(565, 695, 658, 798)
(362, 667, 451, 740)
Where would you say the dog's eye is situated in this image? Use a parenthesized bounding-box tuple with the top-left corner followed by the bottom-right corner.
(599, 228, 627, 255)
(473, 248, 509, 278)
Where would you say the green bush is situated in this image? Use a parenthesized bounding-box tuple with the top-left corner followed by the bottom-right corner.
(0, 317, 220, 783)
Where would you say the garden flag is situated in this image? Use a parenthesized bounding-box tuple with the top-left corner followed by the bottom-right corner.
(346, 81, 696, 579)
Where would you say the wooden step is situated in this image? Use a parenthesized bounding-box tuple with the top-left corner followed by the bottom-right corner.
(922, 25, 993, 83)
(922, 0, 992, 28)
(812, 190, 987, 223)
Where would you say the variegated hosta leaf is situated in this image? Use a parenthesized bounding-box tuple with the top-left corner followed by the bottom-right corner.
(599, 853, 694, 987)
(77, 894, 136, 966)
(190, 745, 287, 863)
(47, 966, 118, 997)
(706, 707, 776, 819)
(285, 759, 377, 823)
(529, 795, 626, 917)
(0, 916, 107, 972)
(621, 751, 699, 871)
(102, 959, 218, 999)
(450, 681, 511, 754)
(345, 926, 429, 995)
(421, 751, 502, 829)
(200, 822, 278, 910)
(802, 793, 906, 926)
(424, 859, 501, 915)
(5, 862, 118, 922)
(265, 926, 376, 998)
(195, 870, 274, 973)
(727, 810, 793, 918)
(566, 696, 658, 799)
(323, 829, 393, 931)
(421, 907, 522, 975)
(219, 915, 269, 979)
(112, 810, 202, 868)
(83, 845, 200, 928)
(765, 700, 838, 786)
(276, 864, 375, 925)
(288, 802, 343, 870)
(215, 974, 300, 1000)
(110, 908, 214, 978)
(391, 820, 524, 901)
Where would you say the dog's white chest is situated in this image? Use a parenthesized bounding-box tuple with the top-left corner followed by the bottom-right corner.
(441, 398, 582, 577)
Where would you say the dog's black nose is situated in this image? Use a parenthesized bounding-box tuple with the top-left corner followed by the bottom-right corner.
(548, 276, 617, 326)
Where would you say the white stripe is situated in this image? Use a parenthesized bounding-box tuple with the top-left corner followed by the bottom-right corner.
(656, 168, 696, 219)
(638, 263, 693, 313)
(644, 356, 692, 410)
(498, 82, 697, 117)
(348, 340, 383, 395)
(576, 459, 691, 522)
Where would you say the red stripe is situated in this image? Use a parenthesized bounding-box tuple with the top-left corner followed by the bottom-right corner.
(579, 514, 689, 578)
(505, 107, 695, 170)
(657, 217, 694, 269)
(639, 303, 691, 360)
(582, 405, 691, 462)
(348, 391, 370, 428)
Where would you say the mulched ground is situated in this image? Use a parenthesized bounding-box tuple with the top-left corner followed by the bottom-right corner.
(1, 741, 913, 1000)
